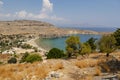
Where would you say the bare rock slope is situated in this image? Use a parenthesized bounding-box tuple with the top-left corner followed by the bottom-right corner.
(0, 20, 99, 35)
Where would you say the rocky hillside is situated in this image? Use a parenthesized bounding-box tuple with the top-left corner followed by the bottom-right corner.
(0, 20, 99, 36)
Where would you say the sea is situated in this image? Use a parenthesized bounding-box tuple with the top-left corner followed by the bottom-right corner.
(38, 27, 117, 51)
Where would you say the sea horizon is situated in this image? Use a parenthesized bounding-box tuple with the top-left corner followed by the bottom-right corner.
(58, 26, 117, 32)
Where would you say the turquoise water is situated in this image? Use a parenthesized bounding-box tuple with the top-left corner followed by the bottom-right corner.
(38, 34, 101, 51)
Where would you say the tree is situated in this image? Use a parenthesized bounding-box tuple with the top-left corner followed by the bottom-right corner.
(80, 43, 91, 55)
(66, 36, 81, 57)
(98, 35, 116, 53)
(113, 28, 120, 48)
(87, 37, 97, 52)
(47, 48, 65, 59)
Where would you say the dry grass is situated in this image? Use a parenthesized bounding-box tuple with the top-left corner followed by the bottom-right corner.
(75, 59, 99, 68)
(94, 66, 101, 76)
(75, 57, 107, 69)
(0, 60, 63, 80)
(81, 75, 93, 80)
(52, 62, 64, 71)
(47, 60, 64, 71)
(101, 64, 110, 72)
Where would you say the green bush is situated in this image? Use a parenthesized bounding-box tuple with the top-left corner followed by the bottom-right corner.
(98, 35, 116, 53)
(26, 54, 42, 63)
(86, 37, 97, 52)
(20, 52, 29, 63)
(80, 43, 91, 55)
(66, 36, 81, 57)
(0, 62, 3, 64)
(21, 43, 32, 49)
(113, 28, 120, 47)
(8, 57, 17, 64)
(47, 48, 65, 59)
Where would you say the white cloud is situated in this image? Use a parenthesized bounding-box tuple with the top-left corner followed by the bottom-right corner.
(0, 13, 11, 17)
(13, 0, 65, 21)
(0, 0, 66, 22)
(0, 1, 3, 6)
(15, 10, 27, 18)
(0, 1, 3, 9)
(41, 0, 53, 13)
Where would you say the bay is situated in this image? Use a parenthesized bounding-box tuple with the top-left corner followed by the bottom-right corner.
(38, 34, 101, 51)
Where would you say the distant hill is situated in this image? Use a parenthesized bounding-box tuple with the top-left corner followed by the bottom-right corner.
(0, 20, 109, 36)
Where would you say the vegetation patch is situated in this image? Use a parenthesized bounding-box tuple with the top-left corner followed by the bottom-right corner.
(47, 48, 65, 59)
(8, 57, 17, 64)
(25, 54, 42, 63)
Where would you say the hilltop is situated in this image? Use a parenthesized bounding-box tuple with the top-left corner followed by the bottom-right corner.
(0, 20, 100, 36)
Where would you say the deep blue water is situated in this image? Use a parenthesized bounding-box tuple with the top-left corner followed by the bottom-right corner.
(38, 34, 101, 51)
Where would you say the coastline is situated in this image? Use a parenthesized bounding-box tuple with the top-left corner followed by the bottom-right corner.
(35, 38, 52, 51)
(25, 37, 47, 53)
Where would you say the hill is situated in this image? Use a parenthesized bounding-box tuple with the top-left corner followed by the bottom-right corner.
(0, 20, 99, 36)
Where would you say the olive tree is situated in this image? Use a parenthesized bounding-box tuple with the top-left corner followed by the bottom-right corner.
(66, 36, 81, 57)
(98, 35, 116, 54)
(80, 43, 91, 55)
(87, 37, 97, 52)
(113, 28, 120, 48)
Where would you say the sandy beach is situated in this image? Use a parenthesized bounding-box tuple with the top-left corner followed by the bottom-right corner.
(25, 37, 47, 54)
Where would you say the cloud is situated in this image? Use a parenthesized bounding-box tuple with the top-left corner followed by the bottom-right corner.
(41, 0, 53, 13)
(0, 13, 11, 17)
(0, 1, 3, 6)
(0, 0, 66, 22)
(0, 1, 3, 9)
(14, 0, 65, 21)
(15, 10, 27, 18)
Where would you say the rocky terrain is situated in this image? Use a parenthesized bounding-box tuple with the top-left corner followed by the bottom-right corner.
(0, 20, 117, 80)
(0, 20, 100, 37)
(0, 51, 120, 80)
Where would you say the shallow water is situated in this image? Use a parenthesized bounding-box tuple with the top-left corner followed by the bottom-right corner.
(38, 34, 101, 51)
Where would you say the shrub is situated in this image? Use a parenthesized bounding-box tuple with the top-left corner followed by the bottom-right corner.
(33, 47, 38, 52)
(20, 52, 29, 63)
(8, 57, 17, 64)
(26, 54, 42, 63)
(47, 48, 65, 59)
(0, 62, 3, 64)
(21, 43, 32, 49)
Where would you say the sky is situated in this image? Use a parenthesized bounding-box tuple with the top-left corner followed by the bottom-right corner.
(0, 0, 120, 27)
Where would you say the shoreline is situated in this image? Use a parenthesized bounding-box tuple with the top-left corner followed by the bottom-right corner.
(25, 37, 47, 53)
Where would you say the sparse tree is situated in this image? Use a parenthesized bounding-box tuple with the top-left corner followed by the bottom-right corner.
(80, 43, 91, 55)
(66, 36, 81, 57)
(98, 35, 116, 54)
(113, 28, 120, 48)
(87, 37, 97, 52)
